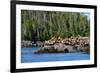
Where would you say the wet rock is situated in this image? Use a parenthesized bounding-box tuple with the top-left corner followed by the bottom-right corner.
(81, 43, 90, 54)
(34, 45, 56, 53)
(34, 43, 79, 54)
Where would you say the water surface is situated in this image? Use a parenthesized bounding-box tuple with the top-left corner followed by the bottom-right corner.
(21, 47, 90, 63)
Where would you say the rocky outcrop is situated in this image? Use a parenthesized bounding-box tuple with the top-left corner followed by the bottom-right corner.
(34, 44, 69, 54)
(21, 36, 90, 54)
(81, 43, 90, 54)
(34, 43, 81, 54)
(21, 41, 33, 48)
(21, 41, 44, 48)
(34, 36, 90, 54)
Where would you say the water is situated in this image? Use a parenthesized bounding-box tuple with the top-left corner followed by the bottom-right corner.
(21, 47, 90, 63)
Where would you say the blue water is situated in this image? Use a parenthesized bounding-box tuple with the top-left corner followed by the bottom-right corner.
(21, 47, 90, 63)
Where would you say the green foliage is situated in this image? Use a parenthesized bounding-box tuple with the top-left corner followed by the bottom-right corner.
(21, 10, 90, 41)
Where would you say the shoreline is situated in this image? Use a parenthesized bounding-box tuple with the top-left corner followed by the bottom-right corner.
(21, 36, 90, 54)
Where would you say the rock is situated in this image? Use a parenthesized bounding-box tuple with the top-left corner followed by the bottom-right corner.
(53, 43, 66, 51)
(81, 43, 90, 54)
(36, 41, 44, 47)
(65, 45, 78, 53)
(21, 41, 44, 48)
(34, 43, 80, 54)
(21, 41, 33, 48)
(34, 45, 56, 53)
(45, 40, 55, 45)
(54, 43, 80, 53)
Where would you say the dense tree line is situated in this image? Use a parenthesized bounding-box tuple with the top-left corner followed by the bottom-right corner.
(21, 10, 90, 41)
